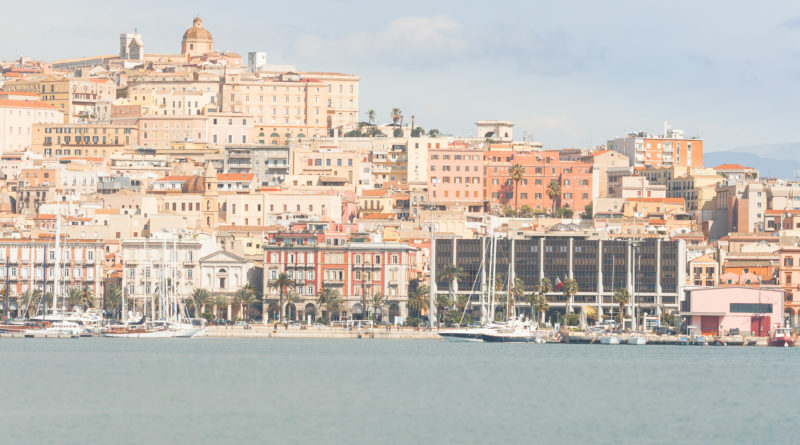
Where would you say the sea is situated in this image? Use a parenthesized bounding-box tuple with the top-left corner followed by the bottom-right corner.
(0, 338, 797, 445)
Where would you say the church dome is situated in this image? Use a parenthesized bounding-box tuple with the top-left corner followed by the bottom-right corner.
(183, 17, 212, 41)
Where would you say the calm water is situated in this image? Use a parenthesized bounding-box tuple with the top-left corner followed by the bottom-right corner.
(1, 339, 798, 445)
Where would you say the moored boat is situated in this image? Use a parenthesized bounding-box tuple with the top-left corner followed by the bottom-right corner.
(627, 334, 647, 345)
(599, 335, 620, 345)
(768, 327, 794, 347)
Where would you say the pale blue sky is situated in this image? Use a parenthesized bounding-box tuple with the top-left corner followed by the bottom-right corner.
(2, 0, 799, 152)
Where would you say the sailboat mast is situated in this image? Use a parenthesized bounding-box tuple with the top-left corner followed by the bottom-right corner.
(53, 200, 61, 315)
(121, 257, 127, 323)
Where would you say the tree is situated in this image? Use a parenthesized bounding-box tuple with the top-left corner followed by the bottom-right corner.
(370, 292, 385, 321)
(411, 126, 425, 137)
(435, 294, 451, 326)
(581, 202, 593, 220)
(317, 287, 341, 323)
(190, 288, 210, 318)
(283, 290, 301, 321)
(67, 285, 93, 310)
(233, 285, 256, 321)
(212, 295, 228, 320)
(393, 127, 404, 137)
(427, 128, 440, 137)
(532, 278, 552, 325)
(268, 272, 294, 322)
(546, 180, 561, 214)
(502, 206, 518, 217)
(519, 205, 534, 218)
(509, 277, 525, 319)
(555, 207, 574, 218)
(438, 265, 463, 316)
(407, 285, 429, 318)
(562, 278, 578, 316)
(613, 288, 630, 326)
(367, 109, 376, 125)
(390, 108, 403, 126)
(509, 163, 526, 212)
(104, 285, 122, 320)
(20, 289, 42, 318)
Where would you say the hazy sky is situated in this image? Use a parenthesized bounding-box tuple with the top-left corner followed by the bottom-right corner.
(2, 0, 799, 152)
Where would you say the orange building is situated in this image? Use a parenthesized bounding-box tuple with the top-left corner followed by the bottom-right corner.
(484, 150, 595, 213)
(608, 125, 703, 168)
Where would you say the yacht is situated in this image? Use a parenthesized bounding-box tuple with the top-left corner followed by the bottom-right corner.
(24, 321, 82, 338)
(599, 335, 620, 345)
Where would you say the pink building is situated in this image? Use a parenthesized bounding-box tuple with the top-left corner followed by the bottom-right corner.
(681, 287, 784, 336)
(428, 143, 484, 212)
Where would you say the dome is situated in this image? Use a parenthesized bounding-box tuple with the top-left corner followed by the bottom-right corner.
(183, 17, 212, 41)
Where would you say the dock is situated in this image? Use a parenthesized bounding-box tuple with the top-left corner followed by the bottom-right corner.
(562, 333, 770, 346)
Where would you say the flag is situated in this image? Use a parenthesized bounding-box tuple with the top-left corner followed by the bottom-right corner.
(554, 274, 563, 291)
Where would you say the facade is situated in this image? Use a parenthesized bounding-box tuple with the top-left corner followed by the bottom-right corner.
(681, 287, 784, 336)
(608, 125, 703, 168)
(263, 242, 416, 323)
(2, 76, 115, 123)
(224, 144, 289, 186)
(0, 99, 63, 154)
(778, 245, 800, 325)
(0, 237, 105, 311)
(433, 233, 686, 321)
(428, 144, 484, 211)
(31, 123, 138, 159)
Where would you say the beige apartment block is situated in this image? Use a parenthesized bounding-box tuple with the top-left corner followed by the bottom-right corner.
(2, 76, 115, 123)
(31, 123, 138, 159)
(0, 99, 63, 154)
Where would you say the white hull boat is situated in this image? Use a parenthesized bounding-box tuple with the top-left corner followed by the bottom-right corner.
(627, 335, 647, 345)
(599, 335, 620, 345)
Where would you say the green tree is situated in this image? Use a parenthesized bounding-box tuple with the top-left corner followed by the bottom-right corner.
(438, 265, 463, 314)
(546, 180, 561, 214)
(317, 287, 341, 323)
(562, 278, 578, 316)
(370, 292, 385, 322)
(366, 109, 376, 125)
(283, 290, 301, 321)
(20, 289, 42, 318)
(407, 285, 429, 318)
(212, 295, 228, 320)
(531, 277, 552, 324)
(427, 128, 440, 137)
(509, 163, 526, 212)
(104, 285, 122, 320)
(580, 202, 593, 219)
(190, 288, 210, 318)
(393, 127, 404, 137)
(268, 272, 294, 322)
(390, 107, 403, 126)
(509, 277, 525, 319)
(519, 205, 534, 218)
(435, 294, 451, 326)
(613, 288, 630, 326)
(233, 285, 257, 321)
(411, 126, 425, 137)
(556, 207, 574, 218)
(67, 285, 94, 310)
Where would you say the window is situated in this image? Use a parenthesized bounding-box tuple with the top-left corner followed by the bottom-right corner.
(730, 303, 772, 313)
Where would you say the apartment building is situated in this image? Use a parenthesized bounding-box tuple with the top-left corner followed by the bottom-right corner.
(31, 123, 138, 159)
(428, 143, 484, 212)
(607, 124, 703, 168)
(2, 76, 115, 123)
(263, 242, 415, 322)
(0, 99, 63, 154)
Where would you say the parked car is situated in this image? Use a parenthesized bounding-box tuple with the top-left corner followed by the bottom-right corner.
(653, 326, 676, 335)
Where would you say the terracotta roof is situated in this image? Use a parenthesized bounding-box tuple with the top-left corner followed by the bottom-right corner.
(361, 190, 388, 197)
(0, 99, 58, 110)
(764, 209, 800, 216)
(33, 214, 56, 220)
(361, 213, 395, 219)
(217, 173, 254, 181)
(588, 150, 612, 157)
(714, 163, 754, 170)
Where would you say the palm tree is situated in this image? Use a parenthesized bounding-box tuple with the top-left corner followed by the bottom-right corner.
(233, 285, 256, 321)
(390, 107, 402, 126)
(438, 265, 463, 313)
(613, 288, 630, 327)
(367, 109, 376, 125)
(370, 292, 385, 322)
(67, 285, 93, 310)
(510, 277, 525, 319)
(268, 272, 294, 322)
(212, 295, 228, 320)
(562, 278, 578, 320)
(546, 179, 561, 214)
(407, 285, 429, 318)
(435, 294, 451, 326)
(283, 290, 301, 321)
(317, 287, 341, 323)
(190, 288, 210, 318)
(532, 278, 552, 324)
(104, 285, 122, 320)
(20, 289, 42, 319)
(508, 163, 526, 212)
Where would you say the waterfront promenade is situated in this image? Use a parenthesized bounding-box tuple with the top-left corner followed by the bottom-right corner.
(203, 325, 441, 339)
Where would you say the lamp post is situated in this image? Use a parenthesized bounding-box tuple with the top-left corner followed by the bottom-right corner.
(428, 179, 439, 329)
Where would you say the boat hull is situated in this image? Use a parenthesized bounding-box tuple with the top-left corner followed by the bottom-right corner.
(480, 333, 535, 343)
(768, 336, 794, 347)
(626, 336, 647, 345)
(599, 336, 620, 345)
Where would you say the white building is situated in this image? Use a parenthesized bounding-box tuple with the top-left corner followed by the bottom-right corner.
(0, 100, 63, 154)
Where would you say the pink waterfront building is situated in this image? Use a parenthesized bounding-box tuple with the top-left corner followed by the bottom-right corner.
(681, 286, 784, 336)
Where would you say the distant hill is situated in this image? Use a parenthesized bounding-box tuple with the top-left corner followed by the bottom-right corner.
(705, 144, 800, 179)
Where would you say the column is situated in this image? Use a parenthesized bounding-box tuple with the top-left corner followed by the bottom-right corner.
(597, 239, 603, 321)
(538, 237, 544, 281)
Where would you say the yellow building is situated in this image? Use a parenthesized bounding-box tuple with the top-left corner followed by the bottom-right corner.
(2, 76, 115, 123)
(31, 123, 138, 159)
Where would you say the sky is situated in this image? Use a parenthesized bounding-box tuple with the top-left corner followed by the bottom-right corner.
(2, 0, 799, 153)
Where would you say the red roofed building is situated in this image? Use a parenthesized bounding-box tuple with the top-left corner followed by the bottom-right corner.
(713, 163, 758, 181)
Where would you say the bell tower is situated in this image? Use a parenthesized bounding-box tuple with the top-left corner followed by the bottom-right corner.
(201, 162, 218, 230)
